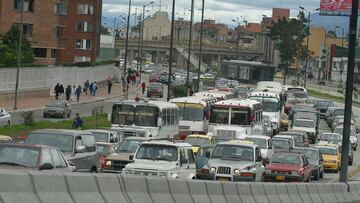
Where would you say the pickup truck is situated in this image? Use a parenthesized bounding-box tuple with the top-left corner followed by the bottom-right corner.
(291, 110, 320, 144)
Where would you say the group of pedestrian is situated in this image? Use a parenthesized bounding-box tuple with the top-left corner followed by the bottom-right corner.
(54, 83, 65, 100)
(121, 70, 141, 93)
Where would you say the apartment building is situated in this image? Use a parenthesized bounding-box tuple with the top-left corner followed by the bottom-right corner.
(0, 0, 102, 64)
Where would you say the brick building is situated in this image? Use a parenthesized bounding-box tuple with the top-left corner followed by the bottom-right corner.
(0, 0, 102, 65)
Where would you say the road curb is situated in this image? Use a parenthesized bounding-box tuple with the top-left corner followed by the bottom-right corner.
(8, 86, 140, 114)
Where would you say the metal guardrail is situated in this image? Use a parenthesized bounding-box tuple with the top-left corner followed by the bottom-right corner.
(0, 170, 359, 203)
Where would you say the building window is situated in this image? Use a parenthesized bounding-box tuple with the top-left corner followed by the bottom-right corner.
(51, 49, 57, 58)
(53, 26, 64, 37)
(77, 4, 93, 15)
(14, 23, 33, 36)
(74, 56, 91, 62)
(14, 0, 34, 12)
(33, 48, 47, 58)
(75, 39, 92, 50)
(54, 3, 68, 15)
(76, 22, 93, 32)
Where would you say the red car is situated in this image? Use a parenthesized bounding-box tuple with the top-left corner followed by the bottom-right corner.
(0, 143, 76, 172)
(263, 152, 312, 182)
(149, 73, 160, 82)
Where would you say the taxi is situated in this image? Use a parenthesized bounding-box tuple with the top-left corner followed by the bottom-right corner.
(315, 143, 341, 172)
(184, 134, 215, 154)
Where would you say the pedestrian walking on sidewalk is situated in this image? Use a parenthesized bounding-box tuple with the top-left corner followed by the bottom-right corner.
(92, 82, 98, 96)
(141, 82, 146, 94)
(59, 84, 64, 99)
(76, 85, 82, 102)
(84, 80, 90, 95)
(65, 85, 71, 101)
(89, 82, 94, 96)
(107, 79, 112, 94)
(71, 85, 76, 101)
(54, 83, 60, 100)
(72, 113, 83, 130)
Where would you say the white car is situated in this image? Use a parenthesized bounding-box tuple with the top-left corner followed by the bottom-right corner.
(245, 135, 274, 161)
(0, 109, 11, 126)
(273, 135, 296, 148)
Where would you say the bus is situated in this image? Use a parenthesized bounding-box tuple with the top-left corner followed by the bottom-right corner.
(198, 74, 216, 91)
(194, 90, 235, 101)
(170, 96, 217, 139)
(256, 81, 283, 94)
(111, 100, 179, 138)
(207, 99, 264, 139)
(248, 91, 281, 135)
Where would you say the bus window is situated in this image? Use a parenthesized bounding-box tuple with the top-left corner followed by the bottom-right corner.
(162, 110, 167, 126)
(166, 109, 171, 125)
(230, 108, 249, 125)
(210, 107, 229, 124)
(170, 109, 175, 125)
(134, 106, 159, 127)
(112, 104, 134, 125)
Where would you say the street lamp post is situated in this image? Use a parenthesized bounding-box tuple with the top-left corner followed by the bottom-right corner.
(186, 0, 194, 86)
(197, 0, 205, 92)
(124, 0, 132, 99)
(232, 17, 245, 60)
(14, 0, 24, 110)
(167, 0, 176, 101)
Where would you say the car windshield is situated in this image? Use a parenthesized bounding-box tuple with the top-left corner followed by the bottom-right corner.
(211, 145, 254, 161)
(26, 133, 73, 152)
(210, 107, 229, 124)
(333, 109, 344, 116)
(292, 149, 318, 160)
(294, 120, 314, 128)
(328, 139, 342, 145)
(185, 137, 209, 146)
(48, 100, 65, 107)
(245, 137, 266, 149)
(117, 139, 143, 153)
(149, 84, 162, 89)
(316, 147, 337, 155)
(0, 146, 40, 168)
(270, 153, 301, 165)
(97, 145, 110, 156)
(292, 92, 307, 98)
(91, 132, 108, 142)
(288, 134, 303, 143)
(317, 101, 331, 107)
(177, 103, 204, 121)
(334, 127, 356, 136)
(230, 108, 250, 125)
(134, 106, 159, 127)
(272, 139, 290, 149)
(135, 144, 178, 161)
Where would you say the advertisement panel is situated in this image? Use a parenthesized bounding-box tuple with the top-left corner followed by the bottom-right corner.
(320, 0, 360, 16)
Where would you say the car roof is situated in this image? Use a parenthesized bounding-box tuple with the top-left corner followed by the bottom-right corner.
(124, 137, 151, 141)
(96, 142, 114, 146)
(273, 151, 303, 156)
(86, 129, 115, 133)
(217, 140, 257, 148)
(245, 135, 271, 140)
(29, 129, 93, 137)
(143, 140, 192, 147)
(315, 144, 338, 148)
(0, 143, 57, 149)
(280, 131, 304, 136)
(274, 135, 294, 139)
(292, 147, 318, 152)
(186, 134, 211, 139)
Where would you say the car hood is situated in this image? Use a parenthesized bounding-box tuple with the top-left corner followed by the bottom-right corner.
(266, 163, 301, 171)
(263, 112, 279, 123)
(106, 152, 133, 161)
(292, 126, 314, 132)
(322, 154, 338, 161)
(125, 160, 177, 171)
(44, 106, 64, 111)
(207, 158, 255, 169)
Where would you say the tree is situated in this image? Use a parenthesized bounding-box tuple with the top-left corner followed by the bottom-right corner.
(270, 11, 309, 84)
(1, 25, 34, 66)
(0, 44, 17, 67)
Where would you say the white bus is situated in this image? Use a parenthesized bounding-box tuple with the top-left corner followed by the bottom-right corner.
(170, 96, 217, 139)
(256, 81, 283, 95)
(248, 91, 281, 135)
(111, 100, 179, 138)
(194, 90, 235, 101)
(207, 99, 264, 139)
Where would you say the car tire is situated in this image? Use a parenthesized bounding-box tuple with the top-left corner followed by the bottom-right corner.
(314, 170, 320, 180)
(320, 170, 324, 179)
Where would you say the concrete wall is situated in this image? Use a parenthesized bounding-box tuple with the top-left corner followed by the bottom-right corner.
(0, 170, 359, 203)
(0, 65, 116, 92)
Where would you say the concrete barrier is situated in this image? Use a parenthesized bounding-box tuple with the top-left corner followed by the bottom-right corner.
(0, 170, 360, 203)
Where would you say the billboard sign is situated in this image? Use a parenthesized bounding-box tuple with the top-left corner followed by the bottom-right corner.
(320, 0, 360, 16)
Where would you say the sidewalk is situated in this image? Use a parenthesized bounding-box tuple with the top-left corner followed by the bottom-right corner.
(3, 82, 141, 112)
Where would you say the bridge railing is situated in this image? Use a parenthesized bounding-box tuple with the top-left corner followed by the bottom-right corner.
(0, 170, 359, 203)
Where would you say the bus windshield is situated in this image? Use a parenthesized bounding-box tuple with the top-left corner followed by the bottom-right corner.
(176, 103, 204, 121)
(134, 106, 159, 127)
(112, 104, 134, 125)
(230, 108, 250, 125)
(249, 97, 279, 112)
(210, 107, 229, 124)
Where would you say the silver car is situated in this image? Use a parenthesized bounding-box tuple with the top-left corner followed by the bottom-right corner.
(43, 100, 71, 118)
(198, 140, 265, 182)
(0, 108, 11, 126)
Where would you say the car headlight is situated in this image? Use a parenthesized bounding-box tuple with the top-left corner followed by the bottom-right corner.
(105, 160, 112, 166)
(265, 169, 271, 174)
(210, 167, 216, 174)
(234, 169, 240, 175)
(291, 171, 299, 176)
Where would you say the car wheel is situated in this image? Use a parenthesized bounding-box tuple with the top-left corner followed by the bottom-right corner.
(314, 170, 320, 180)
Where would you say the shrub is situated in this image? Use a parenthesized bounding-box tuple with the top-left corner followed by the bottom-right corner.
(20, 111, 34, 125)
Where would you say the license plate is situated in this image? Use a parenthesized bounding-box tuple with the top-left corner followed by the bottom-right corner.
(276, 176, 285, 181)
(217, 177, 230, 181)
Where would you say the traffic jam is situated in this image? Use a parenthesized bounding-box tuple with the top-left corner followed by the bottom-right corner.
(0, 78, 358, 183)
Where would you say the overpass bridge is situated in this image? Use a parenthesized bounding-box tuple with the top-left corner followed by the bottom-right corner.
(115, 40, 264, 70)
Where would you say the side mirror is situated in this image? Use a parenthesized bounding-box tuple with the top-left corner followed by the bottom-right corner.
(39, 163, 54, 170)
(129, 155, 134, 160)
(205, 151, 211, 158)
(75, 145, 85, 153)
(256, 155, 262, 162)
(157, 118, 162, 127)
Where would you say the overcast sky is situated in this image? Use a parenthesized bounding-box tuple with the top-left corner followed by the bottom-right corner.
(102, 0, 320, 26)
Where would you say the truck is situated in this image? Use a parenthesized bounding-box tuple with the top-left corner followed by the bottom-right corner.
(291, 109, 320, 144)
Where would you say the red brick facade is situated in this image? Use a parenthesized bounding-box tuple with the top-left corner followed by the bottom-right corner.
(0, 0, 101, 64)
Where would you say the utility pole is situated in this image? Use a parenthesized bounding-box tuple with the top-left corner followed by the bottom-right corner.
(167, 0, 176, 101)
(14, 0, 24, 110)
(304, 11, 310, 88)
(340, 0, 359, 183)
(186, 0, 194, 86)
(124, 0, 132, 99)
(197, 0, 205, 92)
(137, 13, 142, 72)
